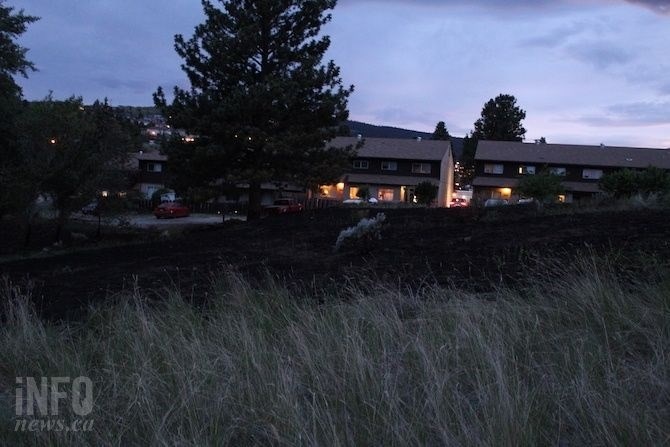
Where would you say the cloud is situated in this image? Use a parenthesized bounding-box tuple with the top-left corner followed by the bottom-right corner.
(582, 101, 670, 126)
(623, 0, 670, 14)
(565, 41, 634, 69)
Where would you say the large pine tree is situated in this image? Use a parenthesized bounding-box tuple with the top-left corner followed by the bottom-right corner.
(473, 93, 526, 141)
(155, 0, 354, 219)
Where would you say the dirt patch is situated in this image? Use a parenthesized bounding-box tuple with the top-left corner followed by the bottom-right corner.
(3, 206, 670, 318)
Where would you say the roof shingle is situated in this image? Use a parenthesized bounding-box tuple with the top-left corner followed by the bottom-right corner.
(476, 140, 670, 169)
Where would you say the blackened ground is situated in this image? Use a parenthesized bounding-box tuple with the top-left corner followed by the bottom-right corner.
(3, 205, 670, 319)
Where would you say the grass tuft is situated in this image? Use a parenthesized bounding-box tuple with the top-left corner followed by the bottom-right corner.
(1, 255, 669, 445)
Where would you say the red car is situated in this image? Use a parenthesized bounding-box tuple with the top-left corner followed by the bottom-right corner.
(154, 201, 190, 219)
(264, 198, 304, 215)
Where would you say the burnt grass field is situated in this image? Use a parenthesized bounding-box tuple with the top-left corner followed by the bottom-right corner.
(3, 204, 670, 319)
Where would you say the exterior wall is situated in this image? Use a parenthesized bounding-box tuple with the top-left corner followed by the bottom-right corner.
(438, 148, 454, 207)
(344, 155, 449, 205)
(137, 160, 168, 186)
(472, 159, 624, 202)
(474, 160, 615, 184)
(138, 183, 164, 199)
(350, 158, 441, 180)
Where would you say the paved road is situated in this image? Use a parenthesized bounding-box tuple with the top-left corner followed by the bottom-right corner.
(72, 212, 246, 228)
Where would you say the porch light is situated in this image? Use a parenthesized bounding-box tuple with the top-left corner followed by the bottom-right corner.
(101, 191, 109, 198)
(500, 188, 512, 198)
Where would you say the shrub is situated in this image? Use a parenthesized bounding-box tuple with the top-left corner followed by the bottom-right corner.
(334, 212, 386, 252)
(355, 185, 370, 200)
(517, 171, 564, 203)
(415, 181, 438, 205)
(600, 167, 670, 198)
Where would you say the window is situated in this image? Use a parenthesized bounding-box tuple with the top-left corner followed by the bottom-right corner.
(349, 186, 359, 199)
(412, 163, 431, 174)
(381, 161, 398, 171)
(378, 188, 394, 201)
(518, 165, 536, 175)
(146, 162, 162, 173)
(353, 160, 369, 169)
(484, 163, 504, 175)
(582, 169, 603, 180)
(549, 167, 566, 176)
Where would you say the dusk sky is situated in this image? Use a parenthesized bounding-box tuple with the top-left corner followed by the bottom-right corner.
(12, 0, 670, 148)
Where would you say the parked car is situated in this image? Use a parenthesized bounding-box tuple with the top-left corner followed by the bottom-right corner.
(450, 197, 468, 207)
(154, 201, 190, 218)
(517, 197, 536, 204)
(484, 198, 509, 208)
(264, 198, 304, 215)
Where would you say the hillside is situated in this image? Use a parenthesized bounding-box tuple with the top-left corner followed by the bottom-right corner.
(347, 120, 464, 159)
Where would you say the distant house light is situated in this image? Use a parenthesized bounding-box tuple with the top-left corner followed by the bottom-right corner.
(49, 138, 57, 144)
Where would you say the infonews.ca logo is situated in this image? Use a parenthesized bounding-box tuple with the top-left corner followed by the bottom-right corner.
(14, 376, 94, 433)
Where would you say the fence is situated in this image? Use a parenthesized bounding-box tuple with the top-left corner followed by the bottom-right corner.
(135, 197, 342, 214)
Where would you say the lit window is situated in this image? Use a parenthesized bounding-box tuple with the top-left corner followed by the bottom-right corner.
(381, 161, 398, 171)
(378, 188, 394, 201)
(484, 164, 504, 175)
(353, 160, 369, 169)
(518, 165, 536, 175)
(582, 169, 603, 179)
(349, 186, 360, 199)
(412, 163, 431, 174)
(549, 167, 566, 176)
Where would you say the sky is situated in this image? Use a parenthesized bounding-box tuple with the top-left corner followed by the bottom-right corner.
(11, 0, 670, 148)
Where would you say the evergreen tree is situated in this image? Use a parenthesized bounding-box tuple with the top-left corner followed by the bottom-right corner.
(155, 0, 354, 219)
(0, 2, 38, 217)
(459, 132, 478, 185)
(432, 121, 450, 140)
(473, 93, 526, 141)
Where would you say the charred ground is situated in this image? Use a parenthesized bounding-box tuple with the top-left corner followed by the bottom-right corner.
(2, 205, 670, 318)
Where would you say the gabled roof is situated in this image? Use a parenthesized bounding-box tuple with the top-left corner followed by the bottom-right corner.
(476, 140, 670, 169)
(330, 136, 451, 161)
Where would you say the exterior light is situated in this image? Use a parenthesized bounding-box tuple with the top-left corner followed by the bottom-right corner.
(101, 191, 109, 197)
(336, 182, 345, 191)
(500, 188, 512, 197)
(49, 138, 57, 144)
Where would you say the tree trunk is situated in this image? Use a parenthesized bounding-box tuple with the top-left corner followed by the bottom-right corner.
(247, 181, 263, 221)
(96, 213, 102, 239)
(54, 209, 67, 243)
(22, 212, 33, 248)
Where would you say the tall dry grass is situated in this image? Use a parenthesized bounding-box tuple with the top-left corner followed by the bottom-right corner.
(1, 255, 669, 446)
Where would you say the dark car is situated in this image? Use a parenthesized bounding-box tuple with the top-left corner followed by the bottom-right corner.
(484, 198, 509, 208)
(264, 198, 304, 215)
(154, 201, 190, 219)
